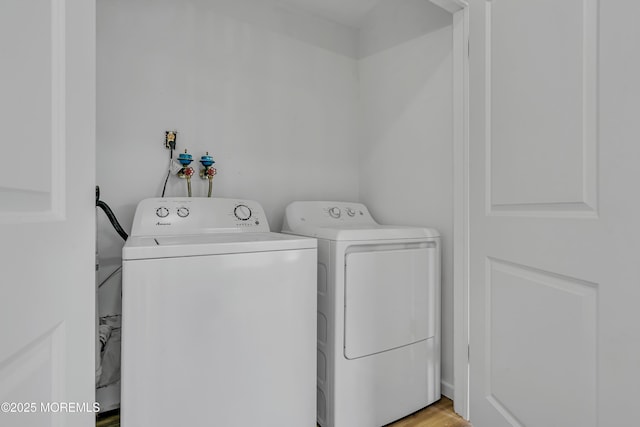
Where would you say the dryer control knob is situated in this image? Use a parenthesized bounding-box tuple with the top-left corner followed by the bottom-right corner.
(156, 207, 169, 218)
(346, 208, 356, 217)
(329, 207, 341, 218)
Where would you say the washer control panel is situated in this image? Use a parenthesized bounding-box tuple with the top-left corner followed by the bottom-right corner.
(131, 197, 270, 236)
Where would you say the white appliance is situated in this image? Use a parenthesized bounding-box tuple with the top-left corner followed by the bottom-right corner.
(282, 201, 440, 427)
(121, 197, 317, 426)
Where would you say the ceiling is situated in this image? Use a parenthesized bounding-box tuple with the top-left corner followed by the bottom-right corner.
(281, 0, 381, 28)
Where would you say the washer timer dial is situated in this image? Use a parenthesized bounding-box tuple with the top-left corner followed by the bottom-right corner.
(234, 204, 252, 221)
(177, 207, 190, 218)
(156, 207, 169, 218)
(328, 207, 341, 218)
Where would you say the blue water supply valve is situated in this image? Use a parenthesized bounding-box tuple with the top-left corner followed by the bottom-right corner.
(177, 150, 193, 166)
(200, 153, 215, 167)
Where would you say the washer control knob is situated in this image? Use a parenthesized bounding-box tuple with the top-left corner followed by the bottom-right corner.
(328, 207, 341, 218)
(234, 204, 252, 221)
(346, 208, 356, 217)
(177, 207, 190, 218)
(156, 207, 169, 218)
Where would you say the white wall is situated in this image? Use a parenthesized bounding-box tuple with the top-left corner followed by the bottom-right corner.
(97, 0, 360, 260)
(357, 0, 452, 58)
(357, 0, 454, 396)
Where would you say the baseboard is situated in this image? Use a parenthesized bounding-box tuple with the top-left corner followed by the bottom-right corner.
(441, 380, 454, 400)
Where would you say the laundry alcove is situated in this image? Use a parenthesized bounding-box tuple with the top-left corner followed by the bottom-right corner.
(96, 0, 461, 415)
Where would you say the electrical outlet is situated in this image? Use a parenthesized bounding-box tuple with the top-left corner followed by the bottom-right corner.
(165, 130, 177, 149)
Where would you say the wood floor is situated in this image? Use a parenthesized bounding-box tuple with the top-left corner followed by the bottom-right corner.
(387, 397, 472, 427)
(96, 397, 471, 427)
(95, 410, 119, 427)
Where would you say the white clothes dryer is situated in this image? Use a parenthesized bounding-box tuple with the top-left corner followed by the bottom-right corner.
(282, 201, 440, 427)
(121, 197, 317, 427)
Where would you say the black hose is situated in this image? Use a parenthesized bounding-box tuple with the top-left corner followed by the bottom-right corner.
(161, 147, 174, 197)
(96, 186, 128, 241)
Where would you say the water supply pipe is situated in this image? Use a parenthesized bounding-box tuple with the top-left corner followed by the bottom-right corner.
(177, 149, 194, 197)
(199, 152, 217, 197)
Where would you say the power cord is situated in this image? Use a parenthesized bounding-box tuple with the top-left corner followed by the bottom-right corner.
(161, 146, 174, 197)
(161, 134, 177, 197)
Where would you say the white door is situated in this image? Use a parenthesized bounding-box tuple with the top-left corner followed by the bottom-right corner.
(0, 1, 95, 426)
(469, 0, 640, 426)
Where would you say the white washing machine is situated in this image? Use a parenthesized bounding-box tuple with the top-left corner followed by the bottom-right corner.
(282, 201, 440, 427)
(121, 197, 317, 427)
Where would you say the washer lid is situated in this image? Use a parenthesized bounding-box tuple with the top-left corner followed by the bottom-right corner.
(123, 232, 316, 260)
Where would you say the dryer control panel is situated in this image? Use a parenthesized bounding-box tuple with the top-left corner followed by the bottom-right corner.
(282, 201, 377, 231)
(130, 197, 270, 236)
(281, 201, 439, 241)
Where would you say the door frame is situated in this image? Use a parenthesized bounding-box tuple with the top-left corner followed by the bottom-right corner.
(429, 0, 470, 419)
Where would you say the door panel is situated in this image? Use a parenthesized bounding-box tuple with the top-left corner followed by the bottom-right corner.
(487, 0, 597, 215)
(469, 0, 640, 426)
(0, 1, 95, 426)
(0, 0, 65, 219)
(486, 259, 596, 427)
